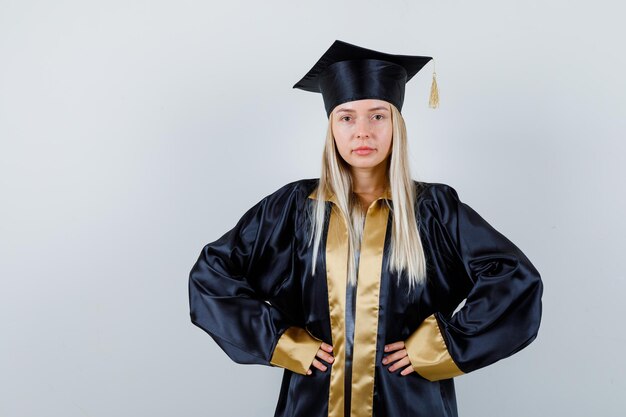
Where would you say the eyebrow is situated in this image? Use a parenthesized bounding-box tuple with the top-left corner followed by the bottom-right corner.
(335, 106, 390, 113)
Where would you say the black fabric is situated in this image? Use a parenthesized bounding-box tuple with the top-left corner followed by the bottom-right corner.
(293, 40, 432, 116)
(188, 178, 544, 417)
(344, 253, 358, 417)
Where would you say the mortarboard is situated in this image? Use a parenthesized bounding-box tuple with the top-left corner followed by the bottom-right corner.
(293, 39, 439, 117)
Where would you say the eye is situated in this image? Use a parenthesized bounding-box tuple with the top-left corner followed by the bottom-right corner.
(340, 115, 352, 122)
(373, 114, 384, 120)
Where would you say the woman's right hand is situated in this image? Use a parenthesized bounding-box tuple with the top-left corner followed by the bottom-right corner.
(307, 342, 334, 375)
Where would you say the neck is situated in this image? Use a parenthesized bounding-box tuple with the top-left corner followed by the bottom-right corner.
(350, 164, 388, 194)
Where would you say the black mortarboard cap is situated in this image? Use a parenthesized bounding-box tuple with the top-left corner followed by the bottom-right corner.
(293, 40, 436, 117)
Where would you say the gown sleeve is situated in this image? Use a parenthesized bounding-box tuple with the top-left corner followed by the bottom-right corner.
(404, 183, 544, 381)
(188, 182, 323, 376)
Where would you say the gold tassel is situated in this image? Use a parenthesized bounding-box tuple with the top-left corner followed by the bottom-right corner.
(429, 59, 439, 109)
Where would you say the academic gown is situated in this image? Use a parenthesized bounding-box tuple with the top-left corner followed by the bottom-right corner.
(188, 178, 543, 417)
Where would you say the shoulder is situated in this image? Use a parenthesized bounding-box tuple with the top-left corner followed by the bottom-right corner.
(262, 178, 319, 200)
(413, 180, 461, 206)
(229, 179, 317, 229)
(253, 178, 319, 211)
(412, 180, 467, 225)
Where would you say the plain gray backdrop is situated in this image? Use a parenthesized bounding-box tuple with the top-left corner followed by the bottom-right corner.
(1, 1, 624, 416)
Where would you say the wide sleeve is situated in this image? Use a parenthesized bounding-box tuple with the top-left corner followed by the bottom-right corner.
(188, 182, 323, 375)
(405, 184, 544, 381)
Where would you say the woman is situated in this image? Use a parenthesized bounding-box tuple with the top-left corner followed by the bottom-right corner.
(188, 40, 543, 417)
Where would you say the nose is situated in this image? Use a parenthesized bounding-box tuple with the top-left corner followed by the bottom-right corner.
(355, 117, 370, 139)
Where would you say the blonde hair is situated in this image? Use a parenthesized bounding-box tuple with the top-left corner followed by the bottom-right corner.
(307, 103, 427, 293)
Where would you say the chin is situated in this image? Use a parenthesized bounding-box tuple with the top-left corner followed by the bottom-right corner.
(348, 160, 385, 169)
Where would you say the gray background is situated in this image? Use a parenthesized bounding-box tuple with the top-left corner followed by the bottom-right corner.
(1, 0, 624, 416)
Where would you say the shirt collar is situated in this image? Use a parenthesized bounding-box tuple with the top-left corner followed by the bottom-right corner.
(308, 185, 392, 205)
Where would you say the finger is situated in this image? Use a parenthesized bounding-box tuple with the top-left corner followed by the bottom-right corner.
(387, 356, 412, 373)
(382, 349, 407, 365)
(316, 348, 335, 364)
(320, 342, 334, 353)
(383, 341, 405, 352)
(400, 364, 415, 376)
(311, 358, 328, 372)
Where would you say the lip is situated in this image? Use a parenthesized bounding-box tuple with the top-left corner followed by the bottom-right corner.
(354, 146, 375, 155)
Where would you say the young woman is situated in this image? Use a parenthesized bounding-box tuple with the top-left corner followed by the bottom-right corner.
(188, 40, 543, 417)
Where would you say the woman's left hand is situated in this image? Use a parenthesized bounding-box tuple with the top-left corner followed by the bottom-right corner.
(382, 341, 414, 376)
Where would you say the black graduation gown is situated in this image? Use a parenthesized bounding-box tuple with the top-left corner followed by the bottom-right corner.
(188, 178, 543, 417)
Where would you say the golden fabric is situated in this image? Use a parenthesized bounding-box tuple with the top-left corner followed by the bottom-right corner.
(404, 313, 465, 381)
(324, 202, 349, 417)
(350, 199, 388, 417)
(270, 326, 324, 375)
(309, 186, 390, 417)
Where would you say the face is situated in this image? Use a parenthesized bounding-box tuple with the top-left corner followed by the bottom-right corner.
(331, 99, 393, 170)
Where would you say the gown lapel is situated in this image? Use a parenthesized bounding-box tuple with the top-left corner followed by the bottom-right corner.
(308, 186, 392, 417)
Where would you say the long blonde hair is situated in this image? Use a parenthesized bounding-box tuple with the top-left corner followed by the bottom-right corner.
(307, 103, 427, 293)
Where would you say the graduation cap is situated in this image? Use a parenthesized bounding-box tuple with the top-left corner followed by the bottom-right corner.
(293, 39, 439, 117)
